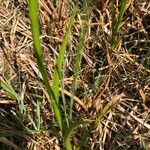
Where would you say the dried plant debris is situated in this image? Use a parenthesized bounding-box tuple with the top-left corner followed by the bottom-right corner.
(0, 0, 150, 149)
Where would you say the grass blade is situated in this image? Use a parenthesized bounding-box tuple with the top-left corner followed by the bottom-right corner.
(29, 0, 63, 131)
(111, 0, 127, 50)
(0, 77, 18, 100)
(69, 20, 87, 119)
(52, 7, 78, 104)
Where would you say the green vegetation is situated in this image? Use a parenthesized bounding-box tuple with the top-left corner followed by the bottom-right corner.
(0, 0, 150, 149)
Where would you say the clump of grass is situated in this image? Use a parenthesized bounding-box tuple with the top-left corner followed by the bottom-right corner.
(1, 0, 150, 149)
(29, 0, 79, 149)
(28, 0, 126, 149)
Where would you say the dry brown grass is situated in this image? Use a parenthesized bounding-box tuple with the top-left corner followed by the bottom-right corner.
(0, 0, 150, 149)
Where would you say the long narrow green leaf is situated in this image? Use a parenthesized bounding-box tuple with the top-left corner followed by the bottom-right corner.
(0, 77, 18, 100)
(36, 100, 41, 131)
(111, 0, 127, 50)
(69, 21, 87, 119)
(29, 0, 63, 131)
(52, 7, 78, 105)
(69, 0, 91, 120)
(28, 114, 38, 131)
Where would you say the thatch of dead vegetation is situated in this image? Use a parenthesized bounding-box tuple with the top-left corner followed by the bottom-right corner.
(0, 0, 150, 149)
